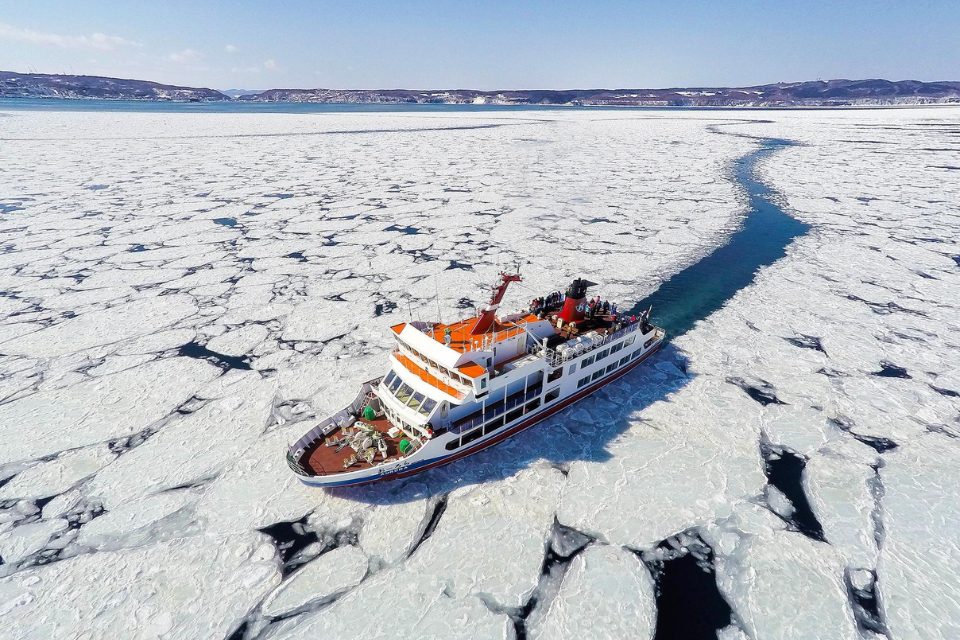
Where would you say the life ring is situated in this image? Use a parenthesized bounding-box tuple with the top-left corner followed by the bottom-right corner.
(576, 302, 587, 313)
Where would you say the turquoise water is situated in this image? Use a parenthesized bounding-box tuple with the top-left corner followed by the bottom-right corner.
(629, 138, 811, 339)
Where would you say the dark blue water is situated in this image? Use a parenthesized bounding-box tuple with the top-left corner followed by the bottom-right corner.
(629, 138, 811, 339)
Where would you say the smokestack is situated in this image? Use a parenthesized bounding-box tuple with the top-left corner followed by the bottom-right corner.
(557, 277, 593, 324)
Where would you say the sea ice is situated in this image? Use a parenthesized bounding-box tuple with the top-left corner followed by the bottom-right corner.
(0, 532, 280, 639)
(0, 105, 957, 639)
(0, 358, 219, 465)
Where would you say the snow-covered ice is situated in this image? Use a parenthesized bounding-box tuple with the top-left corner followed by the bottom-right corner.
(0, 105, 958, 639)
(528, 544, 656, 640)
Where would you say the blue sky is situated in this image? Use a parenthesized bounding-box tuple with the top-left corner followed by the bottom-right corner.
(0, 1, 957, 90)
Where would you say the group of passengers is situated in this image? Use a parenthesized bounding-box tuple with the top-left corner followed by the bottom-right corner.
(585, 297, 619, 320)
(530, 290, 565, 313)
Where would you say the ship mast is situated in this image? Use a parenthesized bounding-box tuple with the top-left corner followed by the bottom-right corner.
(469, 271, 521, 335)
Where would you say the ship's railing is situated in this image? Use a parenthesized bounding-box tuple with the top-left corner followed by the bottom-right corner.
(457, 317, 530, 354)
(528, 320, 645, 368)
(286, 376, 383, 476)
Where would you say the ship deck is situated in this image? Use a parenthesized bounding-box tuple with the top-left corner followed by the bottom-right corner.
(392, 314, 540, 353)
(304, 416, 405, 476)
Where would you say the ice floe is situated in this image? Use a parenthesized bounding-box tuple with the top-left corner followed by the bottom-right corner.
(528, 544, 656, 640)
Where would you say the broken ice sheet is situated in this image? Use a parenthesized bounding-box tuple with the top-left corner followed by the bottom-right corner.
(0, 106, 958, 639)
(0, 531, 280, 639)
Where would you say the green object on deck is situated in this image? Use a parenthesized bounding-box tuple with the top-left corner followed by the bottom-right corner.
(399, 439, 412, 455)
(363, 406, 376, 421)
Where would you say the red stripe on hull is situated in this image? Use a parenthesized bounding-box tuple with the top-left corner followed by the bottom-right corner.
(324, 340, 663, 488)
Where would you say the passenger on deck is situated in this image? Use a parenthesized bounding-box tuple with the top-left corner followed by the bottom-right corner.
(611, 303, 618, 316)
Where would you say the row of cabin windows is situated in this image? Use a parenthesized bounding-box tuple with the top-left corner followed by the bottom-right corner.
(398, 343, 473, 387)
(579, 333, 637, 370)
(576, 340, 643, 389)
(381, 370, 438, 417)
(451, 371, 545, 433)
(446, 388, 560, 451)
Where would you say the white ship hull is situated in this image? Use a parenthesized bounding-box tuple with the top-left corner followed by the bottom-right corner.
(289, 319, 665, 488)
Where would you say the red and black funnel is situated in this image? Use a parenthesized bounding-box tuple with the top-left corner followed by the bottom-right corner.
(557, 278, 596, 324)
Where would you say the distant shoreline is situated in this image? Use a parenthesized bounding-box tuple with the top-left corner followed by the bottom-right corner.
(2, 96, 959, 115)
(2, 71, 959, 108)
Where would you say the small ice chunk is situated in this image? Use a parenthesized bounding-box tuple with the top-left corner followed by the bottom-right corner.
(765, 485, 796, 519)
(713, 527, 858, 640)
(205, 324, 268, 357)
(261, 545, 367, 617)
(529, 544, 655, 640)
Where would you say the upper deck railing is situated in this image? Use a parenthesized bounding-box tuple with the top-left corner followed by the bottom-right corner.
(528, 320, 646, 368)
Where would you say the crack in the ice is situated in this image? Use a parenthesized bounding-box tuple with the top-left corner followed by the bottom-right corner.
(785, 334, 828, 356)
(845, 568, 890, 637)
(634, 530, 735, 640)
(727, 377, 787, 406)
(405, 494, 448, 560)
(760, 437, 827, 542)
(178, 341, 253, 371)
(479, 520, 594, 640)
(827, 416, 899, 453)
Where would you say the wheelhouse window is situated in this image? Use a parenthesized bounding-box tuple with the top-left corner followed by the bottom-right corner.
(625, 335, 636, 346)
(419, 397, 437, 416)
(387, 375, 403, 394)
(394, 382, 414, 405)
(407, 391, 425, 411)
(382, 370, 396, 387)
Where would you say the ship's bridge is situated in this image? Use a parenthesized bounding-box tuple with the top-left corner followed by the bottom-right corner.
(387, 312, 553, 403)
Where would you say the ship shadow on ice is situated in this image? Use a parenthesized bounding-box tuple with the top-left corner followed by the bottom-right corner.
(329, 344, 693, 505)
